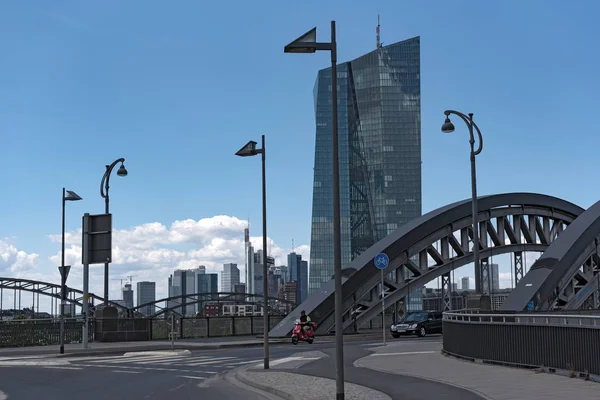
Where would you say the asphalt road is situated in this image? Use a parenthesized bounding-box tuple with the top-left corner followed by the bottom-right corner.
(0, 336, 477, 400)
(293, 336, 485, 400)
(0, 340, 354, 400)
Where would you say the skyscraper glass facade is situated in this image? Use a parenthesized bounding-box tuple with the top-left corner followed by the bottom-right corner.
(309, 37, 422, 295)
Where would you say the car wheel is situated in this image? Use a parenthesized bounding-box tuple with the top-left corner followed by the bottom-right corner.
(418, 326, 427, 337)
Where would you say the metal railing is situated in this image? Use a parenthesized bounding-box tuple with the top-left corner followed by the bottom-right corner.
(442, 310, 600, 377)
(0, 315, 287, 348)
(151, 315, 286, 340)
(0, 318, 94, 348)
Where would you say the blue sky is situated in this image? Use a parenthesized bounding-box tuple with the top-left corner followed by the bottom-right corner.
(1, 1, 598, 307)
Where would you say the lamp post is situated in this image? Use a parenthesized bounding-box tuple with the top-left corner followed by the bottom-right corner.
(285, 21, 344, 400)
(441, 111, 487, 295)
(100, 158, 128, 305)
(60, 188, 82, 354)
(235, 135, 269, 369)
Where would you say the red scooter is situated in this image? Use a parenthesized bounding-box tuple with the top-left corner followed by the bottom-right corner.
(291, 319, 317, 345)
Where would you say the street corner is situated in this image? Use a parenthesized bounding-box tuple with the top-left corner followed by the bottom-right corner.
(236, 366, 392, 400)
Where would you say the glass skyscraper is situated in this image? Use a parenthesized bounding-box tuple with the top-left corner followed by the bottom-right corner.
(309, 37, 422, 295)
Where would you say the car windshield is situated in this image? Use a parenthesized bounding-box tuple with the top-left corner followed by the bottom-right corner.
(402, 312, 428, 322)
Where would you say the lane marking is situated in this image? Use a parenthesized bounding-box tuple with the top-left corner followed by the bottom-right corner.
(178, 375, 205, 380)
(42, 366, 83, 370)
(184, 357, 238, 366)
(369, 351, 435, 357)
(111, 370, 142, 374)
(255, 356, 321, 368)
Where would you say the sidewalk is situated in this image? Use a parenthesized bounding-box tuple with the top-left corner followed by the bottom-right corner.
(0, 335, 288, 358)
(233, 365, 391, 400)
(354, 341, 600, 400)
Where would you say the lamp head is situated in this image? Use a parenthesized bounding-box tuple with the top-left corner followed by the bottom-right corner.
(441, 117, 455, 134)
(235, 140, 259, 157)
(64, 190, 83, 201)
(117, 163, 128, 177)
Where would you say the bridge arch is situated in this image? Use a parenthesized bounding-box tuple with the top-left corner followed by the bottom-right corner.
(501, 199, 600, 311)
(0, 277, 131, 313)
(269, 192, 583, 337)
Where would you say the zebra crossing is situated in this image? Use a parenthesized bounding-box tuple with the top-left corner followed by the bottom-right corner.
(66, 351, 264, 374)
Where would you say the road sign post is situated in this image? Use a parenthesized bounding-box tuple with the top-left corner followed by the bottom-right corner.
(375, 253, 389, 346)
(81, 212, 112, 349)
(58, 265, 71, 354)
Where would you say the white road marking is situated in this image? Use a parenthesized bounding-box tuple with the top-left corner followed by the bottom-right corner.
(369, 351, 435, 357)
(184, 357, 238, 366)
(178, 375, 205, 380)
(255, 356, 321, 368)
(111, 370, 142, 374)
(42, 366, 83, 370)
(223, 359, 262, 366)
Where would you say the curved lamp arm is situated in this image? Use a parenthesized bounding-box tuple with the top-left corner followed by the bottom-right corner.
(100, 158, 125, 199)
(444, 110, 484, 156)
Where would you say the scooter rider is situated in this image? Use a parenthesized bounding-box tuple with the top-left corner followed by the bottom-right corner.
(300, 310, 312, 331)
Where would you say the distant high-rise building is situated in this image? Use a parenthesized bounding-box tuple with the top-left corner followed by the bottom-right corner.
(244, 227, 252, 291)
(168, 269, 197, 316)
(233, 283, 246, 293)
(461, 277, 470, 291)
(197, 273, 218, 301)
(222, 263, 240, 292)
(288, 252, 308, 302)
(268, 266, 283, 301)
(451, 283, 458, 292)
(490, 263, 500, 292)
(136, 281, 156, 316)
(279, 281, 298, 305)
(251, 249, 274, 296)
(122, 283, 134, 309)
(309, 36, 422, 295)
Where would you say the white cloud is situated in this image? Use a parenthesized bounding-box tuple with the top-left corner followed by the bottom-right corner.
(0, 239, 39, 273)
(43, 215, 309, 304)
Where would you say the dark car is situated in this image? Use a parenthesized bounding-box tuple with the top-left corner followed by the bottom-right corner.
(389, 311, 443, 338)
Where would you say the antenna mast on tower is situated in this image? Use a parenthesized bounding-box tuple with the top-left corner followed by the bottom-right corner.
(376, 15, 382, 49)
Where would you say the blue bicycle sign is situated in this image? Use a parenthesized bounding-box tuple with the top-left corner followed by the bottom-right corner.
(374, 253, 389, 270)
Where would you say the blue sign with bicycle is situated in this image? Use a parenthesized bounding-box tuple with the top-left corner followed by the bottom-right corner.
(374, 253, 389, 270)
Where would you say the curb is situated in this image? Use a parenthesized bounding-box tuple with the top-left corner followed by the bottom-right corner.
(233, 366, 295, 400)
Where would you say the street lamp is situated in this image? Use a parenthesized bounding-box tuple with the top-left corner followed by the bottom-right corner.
(100, 158, 127, 305)
(60, 188, 82, 354)
(285, 22, 345, 400)
(441, 110, 487, 295)
(235, 135, 269, 369)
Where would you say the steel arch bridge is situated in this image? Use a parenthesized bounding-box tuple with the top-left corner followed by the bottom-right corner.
(135, 293, 297, 318)
(269, 192, 584, 337)
(501, 198, 600, 311)
(0, 277, 131, 313)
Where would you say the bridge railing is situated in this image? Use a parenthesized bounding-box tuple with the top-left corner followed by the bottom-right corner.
(0, 318, 94, 348)
(151, 315, 286, 340)
(442, 310, 600, 377)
